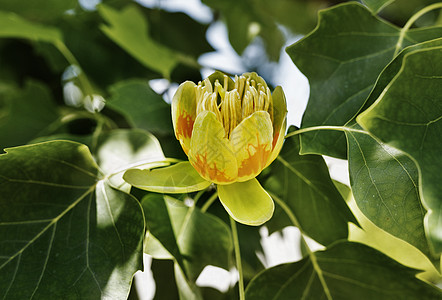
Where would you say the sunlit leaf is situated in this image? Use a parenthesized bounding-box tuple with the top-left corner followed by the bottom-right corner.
(358, 46, 442, 255)
(0, 80, 59, 150)
(95, 129, 167, 192)
(98, 4, 179, 78)
(107, 79, 173, 135)
(0, 10, 62, 42)
(142, 195, 233, 281)
(265, 128, 357, 246)
(286, 2, 442, 158)
(245, 241, 442, 299)
(0, 141, 144, 299)
(346, 128, 434, 262)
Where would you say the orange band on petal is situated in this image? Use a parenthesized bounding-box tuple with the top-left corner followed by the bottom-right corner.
(237, 137, 272, 179)
(190, 153, 236, 184)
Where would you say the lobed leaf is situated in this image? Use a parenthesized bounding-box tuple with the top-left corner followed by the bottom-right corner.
(286, 2, 442, 158)
(0, 141, 144, 299)
(346, 128, 435, 262)
(265, 127, 357, 246)
(358, 46, 442, 255)
(245, 241, 442, 299)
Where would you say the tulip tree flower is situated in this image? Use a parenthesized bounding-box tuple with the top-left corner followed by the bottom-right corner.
(124, 72, 287, 225)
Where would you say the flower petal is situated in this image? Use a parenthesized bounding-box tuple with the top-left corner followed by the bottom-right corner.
(172, 81, 197, 155)
(217, 179, 274, 226)
(266, 118, 287, 167)
(271, 86, 288, 147)
(188, 110, 238, 184)
(123, 161, 211, 193)
(230, 111, 273, 182)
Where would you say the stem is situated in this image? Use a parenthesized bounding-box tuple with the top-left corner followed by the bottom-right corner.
(284, 125, 369, 139)
(394, 2, 442, 55)
(269, 192, 333, 300)
(54, 40, 95, 96)
(201, 191, 218, 213)
(230, 217, 245, 300)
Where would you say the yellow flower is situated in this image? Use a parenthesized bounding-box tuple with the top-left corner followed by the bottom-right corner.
(173, 72, 286, 183)
(124, 72, 287, 225)
(172, 72, 287, 224)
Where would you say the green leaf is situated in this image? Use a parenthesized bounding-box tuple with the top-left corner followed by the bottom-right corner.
(286, 2, 442, 158)
(0, 80, 59, 150)
(142, 194, 187, 276)
(124, 161, 211, 194)
(107, 79, 173, 135)
(0, 0, 77, 22)
(346, 128, 434, 262)
(245, 241, 442, 299)
(361, 38, 442, 114)
(265, 128, 357, 246)
(95, 129, 167, 192)
(358, 46, 442, 255)
(142, 195, 233, 281)
(0, 10, 62, 42)
(0, 141, 144, 299)
(361, 0, 395, 13)
(202, 0, 284, 60)
(98, 4, 179, 78)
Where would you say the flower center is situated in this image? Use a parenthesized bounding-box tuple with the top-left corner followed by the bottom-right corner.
(195, 74, 273, 138)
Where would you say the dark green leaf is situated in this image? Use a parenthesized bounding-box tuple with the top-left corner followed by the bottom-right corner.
(245, 241, 442, 299)
(358, 46, 442, 255)
(286, 2, 442, 158)
(346, 128, 434, 261)
(0, 141, 144, 299)
(361, 0, 395, 13)
(0, 80, 59, 150)
(98, 4, 179, 78)
(142, 195, 233, 281)
(265, 127, 357, 246)
(107, 80, 173, 135)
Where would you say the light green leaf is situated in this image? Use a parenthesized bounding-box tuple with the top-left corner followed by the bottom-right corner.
(358, 46, 442, 255)
(0, 10, 61, 42)
(217, 178, 274, 226)
(98, 4, 179, 78)
(362, 38, 442, 113)
(0, 141, 144, 299)
(95, 129, 167, 192)
(174, 263, 203, 300)
(361, 0, 395, 13)
(142, 195, 233, 281)
(245, 241, 442, 299)
(123, 161, 211, 194)
(0, 0, 77, 22)
(0, 80, 59, 150)
(265, 128, 357, 246)
(346, 128, 434, 262)
(107, 79, 173, 135)
(286, 2, 442, 158)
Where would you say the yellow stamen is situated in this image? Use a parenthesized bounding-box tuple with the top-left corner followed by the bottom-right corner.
(195, 74, 273, 138)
